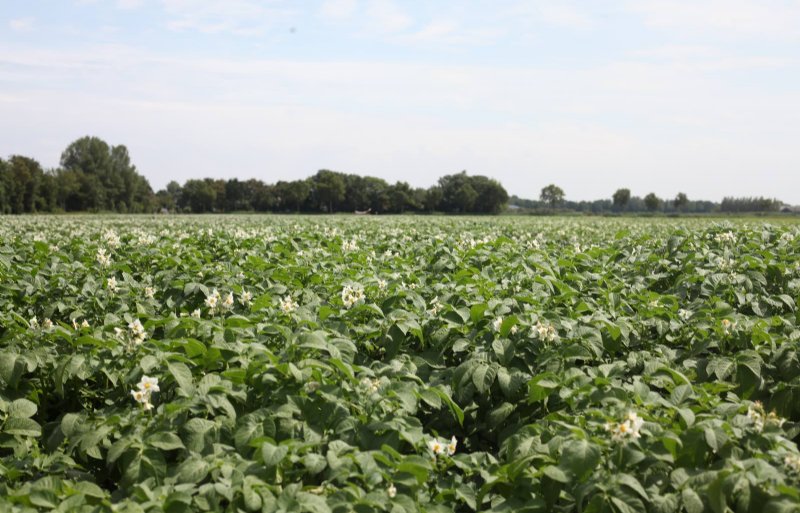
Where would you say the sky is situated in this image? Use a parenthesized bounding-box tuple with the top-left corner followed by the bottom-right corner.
(1, 1, 799, 203)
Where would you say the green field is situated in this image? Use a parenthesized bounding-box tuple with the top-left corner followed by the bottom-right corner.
(2, 215, 800, 512)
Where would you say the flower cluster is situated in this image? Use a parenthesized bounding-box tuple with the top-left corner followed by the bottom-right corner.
(359, 377, 382, 394)
(239, 290, 252, 306)
(29, 316, 53, 332)
(785, 454, 800, 475)
(72, 318, 90, 330)
(128, 319, 147, 346)
(280, 295, 298, 313)
(96, 248, 111, 267)
(144, 286, 155, 299)
(103, 229, 121, 248)
(131, 375, 159, 411)
(714, 231, 736, 243)
(604, 411, 645, 442)
(341, 284, 365, 309)
(107, 276, 118, 293)
(721, 318, 735, 335)
(427, 297, 442, 316)
(342, 239, 358, 252)
(205, 289, 220, 313)
(746, 401, 784, 432)
(532, 320, 558, 342)
(428, 436, 458, 458)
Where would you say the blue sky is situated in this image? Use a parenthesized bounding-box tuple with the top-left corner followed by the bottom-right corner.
(2, 1, 799, 203)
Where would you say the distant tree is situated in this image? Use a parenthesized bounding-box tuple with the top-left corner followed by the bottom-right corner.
(312, 170, 346, 212)
(470, 175, 509, 213)
(363, 176, 390, 212)
(387, 181, 420, 213)
(438, 171, 474, 212)
(275, 180, 310, 212)
(540, 184, 565, 209)
(60, 136, 152, 212)
(5, 156, 46, 213)
(673, 192, 688, 211)
(424, 185, 443, 212)
(720, 197, 782, 213)
(612, 188, 631, 211)
(644, 192, 661, 212)
(180, 179, 216, 213)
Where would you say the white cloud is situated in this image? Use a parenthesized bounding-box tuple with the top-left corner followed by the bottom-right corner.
(628, 0, 800, 40)
(365, 0, 412, 33)
(504, 1, 596, 30)
(319, 0, 357, 21)
(161, 0, 295, 35)
(8, 17, 34, 32)
(536, 3, 595, 29)
(117, 0, 144, 9)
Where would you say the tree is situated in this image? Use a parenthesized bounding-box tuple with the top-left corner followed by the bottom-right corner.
(470, 175, 509, 213)
(180, 179, 216, 213)
(312, 170, 346, 212)
(673, 192, 688, 211)
(644, 192, 661, 212)
(275, 180, 310, 212)
(540, 184, 565, 209)
(60, 136, 153, 212)
(612, 188, 631, 211)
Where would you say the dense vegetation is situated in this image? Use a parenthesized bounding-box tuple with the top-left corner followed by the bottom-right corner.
(0, 138, 508, 215)
(1, 216, 800, 512)
(1, 136, 789, 216)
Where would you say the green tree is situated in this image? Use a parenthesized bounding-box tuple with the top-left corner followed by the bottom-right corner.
(644, 192, 661, 212)
(312, 170, 346, 212)
(470, 175, 509, 213)
(540, 184, 565, 209)
(180, 179, 216, 213)
(275, 180, 310, 212)
(673, 192, 688, 211)
(61, 136, 153, 212)
(612, 188, 631, 211)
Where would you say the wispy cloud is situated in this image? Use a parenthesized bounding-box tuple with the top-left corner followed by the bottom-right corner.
(364, 0, 412, 33)
(318, 0, 357, 21)
(628, 0, 800, 40)
(8, 17, 34, 32)
(162, 0, 296, 36)
(116, 0, 144, 9)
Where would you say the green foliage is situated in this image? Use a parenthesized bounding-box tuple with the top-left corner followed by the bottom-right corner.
(0, 215, 799, 512)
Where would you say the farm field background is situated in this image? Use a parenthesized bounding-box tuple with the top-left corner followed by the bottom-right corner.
(2, 215, 800, 513)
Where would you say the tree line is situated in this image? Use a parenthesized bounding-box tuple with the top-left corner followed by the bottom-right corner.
(158, 170, 509, 214)
(0, 137, 508, 214)
(508, 186, 785, 214)
(0, 136, 788, 215)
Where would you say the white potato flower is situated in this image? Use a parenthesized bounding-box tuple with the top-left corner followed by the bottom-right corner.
(280, 295, 298, 313)
(427, 438, 444, 456)
(205, 289, 220, 311)
(605, 411, 645, 442)
(387, 484, 397, 498)
(341, 284, 365, 309)
(446, 436, 457, 456)
(239, 290, 252, 306)
(144, 286, 155, 299)
(107, 276, 118, 293)
(222, 292, 234, 309)
(137, 375, 160, 393)
(96, 248, 111, 267)
(493, 317, 503, 332)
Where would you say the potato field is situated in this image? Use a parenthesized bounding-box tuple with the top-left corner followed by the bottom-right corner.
(1, 215, 800, 513)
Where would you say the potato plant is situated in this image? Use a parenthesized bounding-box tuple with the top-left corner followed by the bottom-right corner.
(1, 215, 799, 513)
